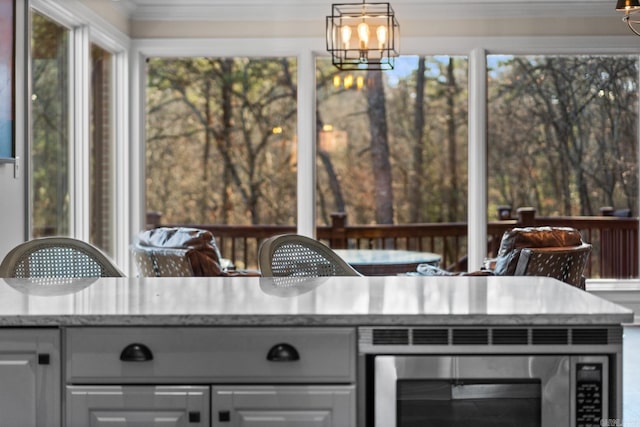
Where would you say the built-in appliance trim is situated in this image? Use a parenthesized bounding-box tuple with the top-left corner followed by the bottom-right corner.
(358, 325, 623, 354)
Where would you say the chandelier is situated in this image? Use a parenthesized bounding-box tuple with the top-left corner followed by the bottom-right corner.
(326, 0, 400, 71)
(616, 0, 640, 36)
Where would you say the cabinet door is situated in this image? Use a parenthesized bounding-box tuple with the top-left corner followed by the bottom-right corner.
(211, 385, 355, 427)
(0, 329, 60, 427)
(66, 386, 209, 427)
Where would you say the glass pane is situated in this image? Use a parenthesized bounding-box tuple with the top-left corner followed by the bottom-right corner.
(316, 56, 468, 267)
(487, 55, 639, 279)
(30, 12, 70, 237)
(397, 379, 541, 427)
(90, 44, 114, 256)
(145, 57, 297, 226)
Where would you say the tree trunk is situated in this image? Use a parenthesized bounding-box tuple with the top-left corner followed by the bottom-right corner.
(366, 70, 394, 224)
(409, 57, 426, 223)
(220, 59, 234, 224)
(317, 111, 346, 213)
(446, 58, 459, 221)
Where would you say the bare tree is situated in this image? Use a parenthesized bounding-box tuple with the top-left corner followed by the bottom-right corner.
(366, 70, 394, 224)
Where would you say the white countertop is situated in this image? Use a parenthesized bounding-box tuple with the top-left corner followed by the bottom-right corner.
(0, 275, 633, 327)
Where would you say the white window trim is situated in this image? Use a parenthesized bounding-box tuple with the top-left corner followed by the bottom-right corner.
(129, 37, 326, 247)
(30, 0, 131, 270)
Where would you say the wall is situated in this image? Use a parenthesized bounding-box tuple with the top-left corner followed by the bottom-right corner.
(82, 0, 129, 35)
(0, 0, 26, 261)
(129, 15, 629, 39)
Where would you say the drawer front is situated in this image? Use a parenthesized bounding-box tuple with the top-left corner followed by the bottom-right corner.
(66, 385, 209, 427)
(65, 327, 355, 384)
(211, 385, 356, 427)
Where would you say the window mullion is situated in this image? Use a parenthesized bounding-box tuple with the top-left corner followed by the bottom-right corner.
(72, 25, 91, 240)
(297, 49, 316, 238)
(468, 47, 488, 271)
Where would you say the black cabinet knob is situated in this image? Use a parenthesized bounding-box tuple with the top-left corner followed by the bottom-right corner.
(119, 343, 153, 362)
(266, 343, 300, 362)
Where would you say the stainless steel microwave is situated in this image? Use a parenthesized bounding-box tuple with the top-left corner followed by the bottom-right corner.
(374, 354, 609, 427)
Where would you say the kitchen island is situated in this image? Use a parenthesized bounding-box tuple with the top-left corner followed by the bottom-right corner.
(0, 275, 633, 427)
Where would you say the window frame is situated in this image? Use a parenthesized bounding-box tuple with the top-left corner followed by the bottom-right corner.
(29, 0, 130, 269)
(132, 36, 640, 281)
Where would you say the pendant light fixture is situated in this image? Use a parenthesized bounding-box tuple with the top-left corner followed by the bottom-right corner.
(326, 0, 400, 71)
(616, 0, 640, 36)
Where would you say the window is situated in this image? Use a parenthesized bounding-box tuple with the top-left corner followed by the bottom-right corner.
(28, 1, 128, 268)
(487, 55, 638, 217)
(316, 56, 469, 226)
(30, 11, 70, 237)
(487, 54, 639, 277)
(145, 57, 298, 225)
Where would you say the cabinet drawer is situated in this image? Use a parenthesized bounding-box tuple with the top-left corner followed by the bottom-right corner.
(65, 327, 355, 384)
(211, 385, 356, 427)
(66, 385, 209, 427)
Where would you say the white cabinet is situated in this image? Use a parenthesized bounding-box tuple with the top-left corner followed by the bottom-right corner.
(64, 327, 357, 427)
(66, 385, 209, 426)
(211, 385, 355, 427)
(0, 329, 60, 427)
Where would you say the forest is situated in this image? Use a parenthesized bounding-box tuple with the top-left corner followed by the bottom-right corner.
(142, 54, 638, 227)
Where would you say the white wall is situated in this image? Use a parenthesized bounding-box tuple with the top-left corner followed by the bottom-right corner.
(129, 16, 630, 39)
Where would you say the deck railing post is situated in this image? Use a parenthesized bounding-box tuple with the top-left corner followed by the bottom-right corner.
(497, 205, 512, 220)
(330, 212, 348, 249)
(516, 207, 536, 227)
(146, 211, 162, 229)
(600, 206, 615, 216)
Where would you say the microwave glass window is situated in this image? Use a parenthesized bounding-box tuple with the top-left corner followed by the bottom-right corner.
(397, 379, 541, 427)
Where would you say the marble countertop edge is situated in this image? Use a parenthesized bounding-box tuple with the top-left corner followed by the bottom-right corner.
(0, 312, 633, 327)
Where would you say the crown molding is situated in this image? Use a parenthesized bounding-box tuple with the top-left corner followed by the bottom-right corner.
(116, 0, 619, 22)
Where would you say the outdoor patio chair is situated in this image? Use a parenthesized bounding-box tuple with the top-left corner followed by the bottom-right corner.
(132, 227, 260, 277)
(512, 244, 592, 289)
(258, 234, 362, 277)
(0, 237, 124, 278)
(416, 226, 592, 289)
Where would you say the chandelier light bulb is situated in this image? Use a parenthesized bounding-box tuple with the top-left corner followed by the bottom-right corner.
(376, 25, 387, 50)
(341, 25, 352, 49)
(344, 74, 354, 89)
(357, 21, 370, 49)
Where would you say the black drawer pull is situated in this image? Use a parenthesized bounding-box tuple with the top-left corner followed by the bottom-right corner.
(266, 343, 300, 362)
(119, 343, 153, 362)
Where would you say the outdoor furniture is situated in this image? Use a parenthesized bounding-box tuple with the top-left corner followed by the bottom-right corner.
(132, 227, 260, 277)
(333, 249, 441, 276)
(511, 244, 592, 289)
(0, 237, 124, 278)
(258, 234, 363, 277)
(416, 226, 592, 289)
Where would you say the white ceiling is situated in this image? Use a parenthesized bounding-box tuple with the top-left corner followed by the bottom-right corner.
(110, 0, 621, 21)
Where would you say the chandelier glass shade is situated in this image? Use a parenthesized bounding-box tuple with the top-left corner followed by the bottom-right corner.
(326, 1, 399, 71)
(616, 0, 640, 36)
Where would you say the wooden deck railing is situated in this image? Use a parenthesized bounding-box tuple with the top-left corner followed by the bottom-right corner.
(156, 206, 639, 278)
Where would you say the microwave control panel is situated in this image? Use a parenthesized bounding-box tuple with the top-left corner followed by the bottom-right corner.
(576, 363, 603, 427)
